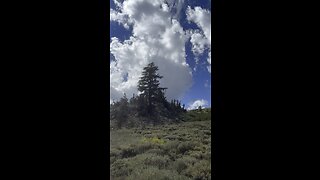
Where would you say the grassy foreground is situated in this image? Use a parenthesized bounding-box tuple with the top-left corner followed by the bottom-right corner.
(110, 118, 211, 180)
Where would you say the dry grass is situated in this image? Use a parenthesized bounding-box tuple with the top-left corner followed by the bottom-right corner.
(110, 120, 211, 180)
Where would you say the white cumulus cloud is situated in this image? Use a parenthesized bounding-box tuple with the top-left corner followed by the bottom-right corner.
(186, 6, 211, 73)
(110, 0, 193, 103)
(187, 99, 208, 110)
(110, 8, 132, 29)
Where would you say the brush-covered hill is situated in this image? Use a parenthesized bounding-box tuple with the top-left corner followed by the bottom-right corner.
(183, 108, 211, 122)
(110, 117, 211, 180)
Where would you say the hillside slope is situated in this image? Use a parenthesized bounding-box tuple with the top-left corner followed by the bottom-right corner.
(110, 111, 212, 180)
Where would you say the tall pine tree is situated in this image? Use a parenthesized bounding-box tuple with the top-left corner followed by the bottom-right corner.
(137, 62, 167, 118)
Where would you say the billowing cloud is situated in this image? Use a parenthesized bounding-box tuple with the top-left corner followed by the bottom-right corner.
(186, 6, 211, 73)
(186, 6, 211, 42)
(110, 9, 132, 29)
(110, 0, 193, 103)
(187, 99, 208, 110)
(162, 0, 185, 19)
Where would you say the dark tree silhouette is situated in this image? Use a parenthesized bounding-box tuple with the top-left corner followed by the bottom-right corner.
(110, 62, 188, 128)
(137, 62, 167, 117)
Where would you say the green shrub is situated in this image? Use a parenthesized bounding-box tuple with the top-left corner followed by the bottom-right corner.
(135, 142, 154, 154)
(146, 148, 165, 155)
(120, 146, 137, 158)
(110, 156, 116, 164)
(176, 156, 198, 166)
(127, 167, 190, 180)
(162, 140, 180, 153)
(184, 160, 211, 180)
(154, 133, 166, 138)
(124, 153, 153, 169)
(177, 142, 194, 154)
(144, 134, 153, 138)
(203, 130, 211, 135)
(144, 154, 171, 169)
(143, 131, 152, 135)
(111, 159, 133, 177)
(168, 127, 177, 131)
(193, 145, 204, 152)
(174, 160, 188, 174)
(164, 135, 180, 140)
(110, 148, 121, 158)
(189, 151, 205, 159)
(202, 138, 210, 145)
(203, 152, 211, 161)
(142, 137, 166, 145)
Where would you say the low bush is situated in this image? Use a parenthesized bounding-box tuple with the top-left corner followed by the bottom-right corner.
(162, 140, 180, 153)
(110, 156, 117, 164)
(134, 142, 154, 154)
(176, 156, 198, 166)
(164, 135, 180, 141)
(203, 130, 211, 135)
(142, 137, 166, 145)
(111, 159, 133, 177)
(189, 151, 205, 160)
(110, 148, 121, 158)
(127, 167, 190, 180)
(146, 148, 165, 156)
(120, 146, 137, 158)
(144, 154, 171, 169)
(173, 159, 188, 174)
(177, 142, 194, 154)
(184, 160, 211, 180)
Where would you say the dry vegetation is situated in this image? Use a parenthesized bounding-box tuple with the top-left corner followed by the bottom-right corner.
(110, 109, 211, 180)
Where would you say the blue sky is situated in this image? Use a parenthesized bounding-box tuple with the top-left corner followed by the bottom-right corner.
(110, 0, 211, 110)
